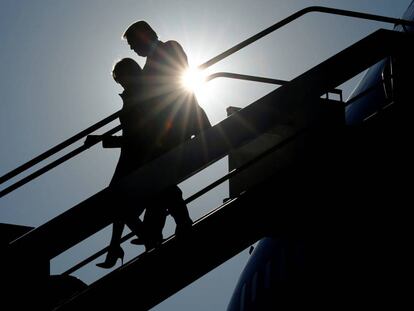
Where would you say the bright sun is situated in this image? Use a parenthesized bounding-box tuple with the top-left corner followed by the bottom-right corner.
(181, 67, 207, 93)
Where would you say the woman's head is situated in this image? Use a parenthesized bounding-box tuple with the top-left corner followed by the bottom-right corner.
(112, 58, 142, 88)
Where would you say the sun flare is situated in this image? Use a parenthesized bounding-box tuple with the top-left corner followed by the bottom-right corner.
(181, 67, 207, 93)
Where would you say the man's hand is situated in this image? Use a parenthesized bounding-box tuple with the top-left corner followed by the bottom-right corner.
(84, 135, 101, 146)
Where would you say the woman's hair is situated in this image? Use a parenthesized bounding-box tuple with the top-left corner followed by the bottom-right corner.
(112, 58, 142, 83)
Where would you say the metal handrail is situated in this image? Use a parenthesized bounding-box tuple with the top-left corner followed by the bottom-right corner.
(1, 6, 411, 187)
(0, 112, 119, 185)
(206, 72, 288, 85)
(198, 6, 414, 69)
(0, 126, 121, 198)
(206, 72, 343, 100)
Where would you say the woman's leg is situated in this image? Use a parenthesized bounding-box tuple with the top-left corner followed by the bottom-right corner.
(109, 221, 125, 247)
(96, 221, 125, 269)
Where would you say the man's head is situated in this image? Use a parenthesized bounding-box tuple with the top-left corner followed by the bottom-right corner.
(112, 58, 142, 89)
(123, 21, 158, 56)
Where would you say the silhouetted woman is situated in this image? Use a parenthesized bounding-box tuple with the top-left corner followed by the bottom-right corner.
(92, 58, 148, 269)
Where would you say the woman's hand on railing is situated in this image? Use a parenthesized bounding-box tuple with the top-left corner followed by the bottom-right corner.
(84, 135, 102, 147)
(102, 136, 122, 148)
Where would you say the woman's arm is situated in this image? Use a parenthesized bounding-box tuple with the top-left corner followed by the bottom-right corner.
(102, 136, 123, 148)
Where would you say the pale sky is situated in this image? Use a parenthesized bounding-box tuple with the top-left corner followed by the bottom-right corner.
(0, 0, 411, 310)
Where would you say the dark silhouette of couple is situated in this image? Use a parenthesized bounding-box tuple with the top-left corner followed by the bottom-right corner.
(87, 21, 211, 269)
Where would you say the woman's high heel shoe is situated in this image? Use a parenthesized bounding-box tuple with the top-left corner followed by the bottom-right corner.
(96, 246, 124, 269)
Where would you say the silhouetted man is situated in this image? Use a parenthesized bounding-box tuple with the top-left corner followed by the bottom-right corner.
(123, 21, 211, 247)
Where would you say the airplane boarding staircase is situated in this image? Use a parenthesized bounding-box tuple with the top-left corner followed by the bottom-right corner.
(1, 7, 413, 310)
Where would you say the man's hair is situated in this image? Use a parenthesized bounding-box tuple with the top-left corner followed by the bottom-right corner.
(122, 21, 158, 41)
(112, 58, 142, 83)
